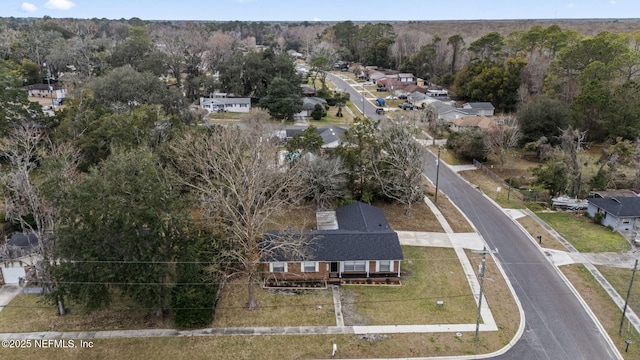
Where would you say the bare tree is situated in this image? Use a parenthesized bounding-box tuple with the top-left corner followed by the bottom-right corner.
(420, 103, 439, 144)
(0, 125, 80, 315)
(170, 123, 310, 310)
(300, 156, 349, 210)
(372, 122, 426, 215)
(483, 117, 522, 171)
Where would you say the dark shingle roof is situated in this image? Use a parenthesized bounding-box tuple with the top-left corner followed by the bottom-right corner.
(588, 197, 640, 217)
(335, 202, 390, 232)
(264, 202, 403, 262)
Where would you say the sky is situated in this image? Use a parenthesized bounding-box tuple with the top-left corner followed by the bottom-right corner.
(3, 0, 640, 22)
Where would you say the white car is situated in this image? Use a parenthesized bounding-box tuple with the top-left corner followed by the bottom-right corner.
(362, 81, 373, 86)
(385, 95, 398, 100)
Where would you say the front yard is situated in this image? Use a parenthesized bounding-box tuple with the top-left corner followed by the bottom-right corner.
(341, 246, 477, 325)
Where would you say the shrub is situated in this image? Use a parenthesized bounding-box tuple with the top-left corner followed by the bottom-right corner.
(171, 264, 218, 328)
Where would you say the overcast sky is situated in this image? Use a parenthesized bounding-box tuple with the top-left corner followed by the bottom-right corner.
(5, 0, 639, 21)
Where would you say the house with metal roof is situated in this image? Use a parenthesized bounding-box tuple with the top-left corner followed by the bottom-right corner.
(262, 202, 403, 287)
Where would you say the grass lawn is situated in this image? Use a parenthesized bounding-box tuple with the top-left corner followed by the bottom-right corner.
(212, 280, 335, 327)
(561, 264, 640, 359)
(0, 331, 520, 360)
(376, 201, 443, 232)
(535, 211, 631, 253)
(459, 170, 524, 209)
(596, 265, 640, 324)
(516, 216, 569, 251)
(341, 246, 478, 325)
(427, 145, 471, 166)
(0, 294, 174, 332)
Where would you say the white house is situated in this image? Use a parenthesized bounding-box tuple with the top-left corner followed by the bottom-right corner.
(24, 84, 67, 100)
(200, 95, 251, 113)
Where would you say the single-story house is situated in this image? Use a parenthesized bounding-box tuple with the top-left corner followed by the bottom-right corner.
(24, 83, 67, 100)
(301, 86, 317, 97)
(200, 96, 251, 113)
(431, 101, 475, 122)
(262, 202, 403, 287)
(398, 73, 417, 85)
(462, 102, 495, 117)
(276, 125, 346, 149)
(586, 197, 640, 232)
(450, 116, 496, 132)
(317, 126, 347, 149)
(295, 97, 328, 118)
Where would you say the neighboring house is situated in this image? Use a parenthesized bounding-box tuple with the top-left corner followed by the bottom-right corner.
(200, 95, 251, 113)
(398, 73, 417, 85)
(462, 102, 495, 116)
(262, 202, 403, 287)
(586, 197, 640, 232)
(317, 126, 346, 149)
(24, 83, 67, 100)
(295, 97, 327, 118)
(368, 71, 387, 84)
(403, 84, 427, 94)
(300, 86, 317, 97)
(450, 116, 496, 132)
(432, 101, 475, 122)
(1, 231, 41, 285)
(276, 125, 346, 149)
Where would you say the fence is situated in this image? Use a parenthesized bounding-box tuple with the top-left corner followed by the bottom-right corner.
(472, 159, 523, 201)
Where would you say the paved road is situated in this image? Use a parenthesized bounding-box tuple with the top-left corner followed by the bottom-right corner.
(326, 73, 384, 121)
(423, 153, 621, 359)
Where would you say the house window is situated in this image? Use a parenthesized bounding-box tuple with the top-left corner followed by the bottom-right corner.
(377, 260, 392, 272)
(270, 262, 287, 272)
(623, 219, 631, 224)
(301, 261, 318, 272)
(343, 261, 366, 272)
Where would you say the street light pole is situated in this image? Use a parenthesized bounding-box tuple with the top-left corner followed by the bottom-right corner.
(434, 145, 441, 203)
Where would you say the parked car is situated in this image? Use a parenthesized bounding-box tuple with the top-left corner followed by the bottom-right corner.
(375, 108, 385, 115)
(376, 87, 388, 92)
(398, 102, 414, 110)
(362, 81, 373, 86)
(398, 94, 408, 100)
(340, 67, 349, 72)
(385, 95, 398, 100)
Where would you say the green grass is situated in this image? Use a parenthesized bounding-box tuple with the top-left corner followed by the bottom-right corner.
(536, 211, 631, 252)
(342, 246, 477, 325)
(212, 281, 335, 327)
(562, 264, 640, 359)
(596, 265, 640, 323)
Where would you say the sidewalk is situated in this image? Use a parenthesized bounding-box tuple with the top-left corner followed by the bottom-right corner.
(521, 209, 640, 336)
(0, 196, 502, 343)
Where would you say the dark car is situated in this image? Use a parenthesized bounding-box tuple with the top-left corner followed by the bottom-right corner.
(398, 94, 408, 100)
(398, 102, 414, 110)
(375, 108, 385, 115)
(376, 87, 388, 92)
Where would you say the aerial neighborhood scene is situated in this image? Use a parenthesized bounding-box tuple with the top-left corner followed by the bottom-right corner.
(3, 0, 640, 359)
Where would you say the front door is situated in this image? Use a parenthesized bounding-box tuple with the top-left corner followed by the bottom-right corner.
(329, 262, 338, 277)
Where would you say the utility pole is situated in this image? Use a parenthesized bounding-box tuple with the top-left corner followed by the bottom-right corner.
(475, 247, 487, 343)
(43, 62, 54, 108)
(434, 146, 441, 203)
(362, 82, 365, 117)
(619, 259, 638, 335)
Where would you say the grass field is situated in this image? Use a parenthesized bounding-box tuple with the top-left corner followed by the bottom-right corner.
(341, 247, 477, 325)
(561, 264, 640, 359)
(376, 201, 444, 232)
(596, 265, 640, 326)
(212, 281, 335, 327)
(459, 170, 524, 209)
(516, 216, 569, 251)
(535, 211, 631, 253)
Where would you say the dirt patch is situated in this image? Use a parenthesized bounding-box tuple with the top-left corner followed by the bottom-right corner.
(375, 201, 443, 232)
(340, 288, 370, 326)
